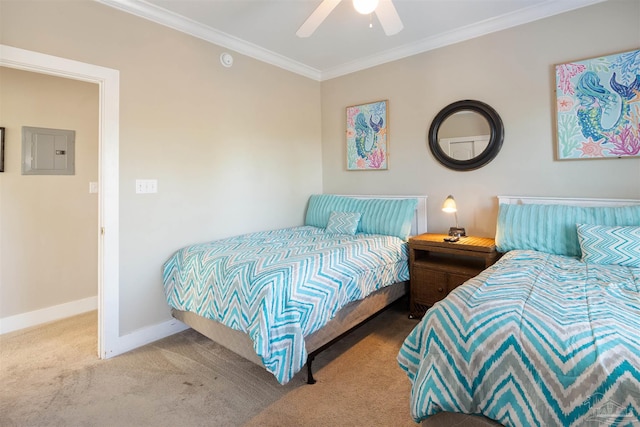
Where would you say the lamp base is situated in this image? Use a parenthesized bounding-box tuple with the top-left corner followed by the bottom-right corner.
(448, 227, 466, 237)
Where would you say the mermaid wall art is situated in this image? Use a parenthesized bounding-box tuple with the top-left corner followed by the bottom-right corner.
(346, 100, 388, 170)
(555, 48, 640, 159)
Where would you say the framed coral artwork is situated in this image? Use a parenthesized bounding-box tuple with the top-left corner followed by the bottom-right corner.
(555, 48, 640, 160)
(346, 100, 388, 170)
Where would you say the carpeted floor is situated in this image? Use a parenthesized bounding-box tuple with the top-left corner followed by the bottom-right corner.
(0, 301, 422, 427)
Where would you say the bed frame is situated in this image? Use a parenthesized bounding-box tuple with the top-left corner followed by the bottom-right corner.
(172, 194, 428, 384)
(420, 194, 640, 427)
(497, 195, 640, 207)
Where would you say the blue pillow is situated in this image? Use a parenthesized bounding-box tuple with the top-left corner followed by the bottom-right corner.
(325, 211, 361, 235)
(495, 203, 640, 257)
(577, 224, 640, 267)
(305, 194, 418, 240)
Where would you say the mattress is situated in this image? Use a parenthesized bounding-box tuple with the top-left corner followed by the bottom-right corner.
(164, 225, 410, 384)
(398, 249, 640, 426)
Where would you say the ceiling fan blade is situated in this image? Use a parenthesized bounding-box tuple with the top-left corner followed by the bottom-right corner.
(296, 0, 342, 38)
(375, 0, 403, 36)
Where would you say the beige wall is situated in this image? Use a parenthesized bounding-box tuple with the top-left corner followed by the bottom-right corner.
(2, 0, 638, 337)
(321, 0, 640, 237)
(0, 67, 99, 318)
(1, 1, 323, 334)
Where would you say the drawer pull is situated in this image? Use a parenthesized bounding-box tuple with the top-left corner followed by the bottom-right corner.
(438, 287, 444, 293)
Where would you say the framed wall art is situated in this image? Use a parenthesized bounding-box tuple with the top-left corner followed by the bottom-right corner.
(0, 127, 4, 172)
(555, 48, 640, 160)
(346, 100, 388, 170)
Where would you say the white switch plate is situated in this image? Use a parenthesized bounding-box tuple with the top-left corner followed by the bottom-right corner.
(136, 179, 158, 194)
(89, 181, 99, 194)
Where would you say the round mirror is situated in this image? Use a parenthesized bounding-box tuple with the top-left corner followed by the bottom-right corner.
(428, 100, 504, 171)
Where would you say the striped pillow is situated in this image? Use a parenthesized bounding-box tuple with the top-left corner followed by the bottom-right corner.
(325, 211, 361, 235)
(305, 194, 418, 240)
(577, 224, 640, 267)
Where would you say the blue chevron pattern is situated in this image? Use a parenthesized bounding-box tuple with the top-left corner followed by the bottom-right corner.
(398, 250, 640, 426)
(163, 226, 409, 384)
(325, 211, 361, 235)
(577, 224, 640, 268)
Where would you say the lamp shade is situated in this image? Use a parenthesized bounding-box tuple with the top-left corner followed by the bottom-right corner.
(353, 0, 379, 14)
(442, 195, 457, 213)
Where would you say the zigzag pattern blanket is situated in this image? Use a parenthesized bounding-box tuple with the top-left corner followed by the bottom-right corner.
(398, 250, 640, 426)
(163, 226, 409, 384)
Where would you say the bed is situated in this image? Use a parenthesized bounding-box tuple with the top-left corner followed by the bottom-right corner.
(163, 194, 428, 385)
(398, 195, 640, 426)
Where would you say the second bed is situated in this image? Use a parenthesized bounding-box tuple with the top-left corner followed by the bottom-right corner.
(163, 194, 428, 384)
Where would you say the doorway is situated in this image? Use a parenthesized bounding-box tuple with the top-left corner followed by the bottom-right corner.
(0, 44, 120, 358)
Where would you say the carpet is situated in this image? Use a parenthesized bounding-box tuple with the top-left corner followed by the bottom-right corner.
(0, 301, 421, 426)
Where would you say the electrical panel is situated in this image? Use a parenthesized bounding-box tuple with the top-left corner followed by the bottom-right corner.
(22, 126, 75, 175)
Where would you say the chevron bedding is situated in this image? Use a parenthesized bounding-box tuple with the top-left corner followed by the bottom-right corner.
(398, 249, 640, 426)
(163, 225, 410, 384)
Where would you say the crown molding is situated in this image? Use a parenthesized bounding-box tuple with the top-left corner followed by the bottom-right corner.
(320, 0, 607, 80)
(96, 0, 322, 80)
(97, 0, 606, 82)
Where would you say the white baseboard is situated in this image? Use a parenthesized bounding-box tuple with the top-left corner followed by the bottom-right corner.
(104, 317, 189, 359)
(0, 296, 98, 335)
(0, 296, 189, 357)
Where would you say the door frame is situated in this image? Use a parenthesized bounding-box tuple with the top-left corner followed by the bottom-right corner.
(0, 44, 119, 357)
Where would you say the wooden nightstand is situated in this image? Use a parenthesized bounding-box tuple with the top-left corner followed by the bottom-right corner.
(408, 234, 500, 319)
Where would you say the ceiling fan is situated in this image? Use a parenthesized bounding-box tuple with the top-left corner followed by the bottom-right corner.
(296, 0, 403, 38)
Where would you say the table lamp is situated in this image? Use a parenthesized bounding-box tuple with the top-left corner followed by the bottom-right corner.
(442, 195, 466, 237)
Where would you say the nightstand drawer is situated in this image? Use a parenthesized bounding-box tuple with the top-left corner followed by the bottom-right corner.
(447, 272, 471, 290)
(411, 267, 448, 305)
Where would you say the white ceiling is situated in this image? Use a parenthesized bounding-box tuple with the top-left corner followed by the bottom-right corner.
(97, 0, 605, 81)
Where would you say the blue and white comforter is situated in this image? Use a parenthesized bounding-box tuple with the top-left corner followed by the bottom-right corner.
(163, 226, 409, 384)
(398, 250, 640, 426)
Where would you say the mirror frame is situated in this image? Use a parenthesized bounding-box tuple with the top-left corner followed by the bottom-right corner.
(428, 99, 504, 171)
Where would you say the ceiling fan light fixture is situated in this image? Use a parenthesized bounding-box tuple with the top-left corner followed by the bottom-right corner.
(298, 0, 401, 38)
(353, 0, 379, 15)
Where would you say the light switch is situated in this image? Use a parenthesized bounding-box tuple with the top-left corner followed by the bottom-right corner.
(89, 182, 98, 194)
(135, 179, 158, 194)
